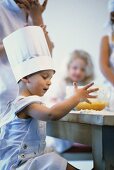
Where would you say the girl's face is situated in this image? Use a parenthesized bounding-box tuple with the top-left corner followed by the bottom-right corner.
(25, 70, 54, 96)
(68, 58, 87, 83)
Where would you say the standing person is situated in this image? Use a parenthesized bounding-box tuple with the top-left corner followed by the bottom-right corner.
(100, 0, 114, 111)
(0, 0, 53, 112)
(0, 26, 98, 170)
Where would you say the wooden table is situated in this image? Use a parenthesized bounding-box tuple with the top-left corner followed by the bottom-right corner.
(47, 110, 114, 170)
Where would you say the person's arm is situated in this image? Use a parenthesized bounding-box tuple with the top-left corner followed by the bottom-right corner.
(19, 83, 98, 121)
(30, 0, 54, 55)
(0, 42, 5, 56)
(33, 18, 54, 55)
(16, 0, 54, 54)
(100, 36, 114, 85)
(15, 0, 54, 54)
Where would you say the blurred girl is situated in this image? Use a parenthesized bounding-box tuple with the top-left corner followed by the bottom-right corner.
(50, 49, 94, 102)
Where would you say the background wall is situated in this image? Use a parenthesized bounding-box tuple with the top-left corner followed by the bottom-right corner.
(43, 0, 109, 82)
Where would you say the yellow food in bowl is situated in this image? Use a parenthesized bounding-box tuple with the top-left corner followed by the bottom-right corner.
(76, 101, 108, 111)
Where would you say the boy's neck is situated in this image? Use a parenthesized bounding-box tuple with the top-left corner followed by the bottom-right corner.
(18, 81, 32, 97)
(19, 90, 31, 97)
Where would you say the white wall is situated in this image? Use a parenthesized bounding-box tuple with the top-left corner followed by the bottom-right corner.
(43, 0, 109, 82)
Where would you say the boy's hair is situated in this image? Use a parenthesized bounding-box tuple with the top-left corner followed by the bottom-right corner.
(65, 49, 94, 84)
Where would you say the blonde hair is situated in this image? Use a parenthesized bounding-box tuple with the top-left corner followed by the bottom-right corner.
(65, 50, 94, 84)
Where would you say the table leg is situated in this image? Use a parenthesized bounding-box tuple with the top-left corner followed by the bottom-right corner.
(92, 126, 114, 170)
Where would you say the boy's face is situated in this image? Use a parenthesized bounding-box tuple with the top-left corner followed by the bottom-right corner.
(25, 70, 54, 96)
(68, 58, 87, 83)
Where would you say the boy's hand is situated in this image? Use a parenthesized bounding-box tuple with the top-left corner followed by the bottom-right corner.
(73, 82, 99, 103)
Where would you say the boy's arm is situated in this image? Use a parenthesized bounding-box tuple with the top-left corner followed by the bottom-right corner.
(24, 83, 98, 121)
(24, 94, 81, 121)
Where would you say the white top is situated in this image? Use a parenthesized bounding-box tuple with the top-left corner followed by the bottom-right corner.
(0, 0, 33, 112)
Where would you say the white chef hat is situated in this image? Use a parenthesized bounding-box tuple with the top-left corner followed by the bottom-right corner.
(108, 0, 114, 13)
(3, 26, 55, 82)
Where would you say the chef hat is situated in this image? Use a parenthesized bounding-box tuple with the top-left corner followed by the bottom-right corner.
(108, 0, 114, 13)
(3, 26, 55, 82)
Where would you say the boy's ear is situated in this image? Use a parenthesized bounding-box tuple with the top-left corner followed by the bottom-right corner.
(21, 76, 29, 83)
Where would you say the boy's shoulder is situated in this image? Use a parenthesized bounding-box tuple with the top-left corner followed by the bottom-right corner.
(14, 95, 42, 112)
(0, 95, 42, 127)
(14, 95, 43, 119)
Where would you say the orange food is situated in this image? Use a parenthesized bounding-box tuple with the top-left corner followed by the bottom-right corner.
(76, 101, 108, 111)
